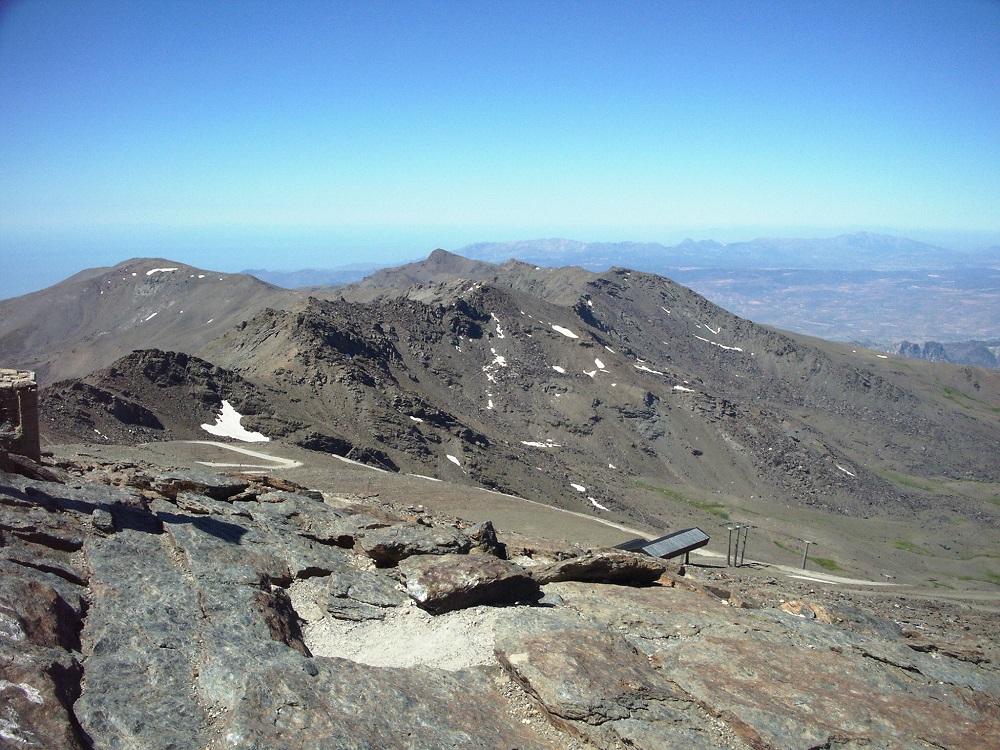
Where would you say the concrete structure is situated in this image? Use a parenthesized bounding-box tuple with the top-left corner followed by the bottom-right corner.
(0, 369, 40, 462)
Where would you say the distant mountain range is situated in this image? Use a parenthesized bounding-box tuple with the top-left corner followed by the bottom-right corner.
(456, 232, 1000, 271)
(241, 263, 382, 289)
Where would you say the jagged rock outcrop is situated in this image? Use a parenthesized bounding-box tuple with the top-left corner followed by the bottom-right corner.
(2, 451, 999, 749)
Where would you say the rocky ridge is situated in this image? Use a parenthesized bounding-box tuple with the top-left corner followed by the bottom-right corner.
(2, 450, 998, 749)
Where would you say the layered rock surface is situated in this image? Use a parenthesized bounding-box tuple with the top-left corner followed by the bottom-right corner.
(1, 455, 998, 749)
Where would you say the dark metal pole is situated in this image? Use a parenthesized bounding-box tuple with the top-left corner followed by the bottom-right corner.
(738, 526, 749, 566)
(727, 527, 734, 567)
(800, 540, 813, 570)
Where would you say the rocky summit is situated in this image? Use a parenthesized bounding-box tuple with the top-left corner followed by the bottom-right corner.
(1, 450, 998, 749)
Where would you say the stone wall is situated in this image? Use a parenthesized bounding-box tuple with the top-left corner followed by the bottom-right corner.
(0, 368, 40, 462)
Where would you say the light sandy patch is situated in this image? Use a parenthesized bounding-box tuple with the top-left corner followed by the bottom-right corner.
(290, 578, 512, 671)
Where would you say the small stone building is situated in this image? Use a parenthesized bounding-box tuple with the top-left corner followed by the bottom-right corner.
(0, 369, 40, 462)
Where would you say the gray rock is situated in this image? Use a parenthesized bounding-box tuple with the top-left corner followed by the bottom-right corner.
(399, 553, 539, 614)
(76, 529, 208, 750)
(91, 506, 115, 534)
(358, 522, 473, 567)
(218, 657, 556, 750)
(323, 567, 409, 621)
(533, 581, 1000, 750)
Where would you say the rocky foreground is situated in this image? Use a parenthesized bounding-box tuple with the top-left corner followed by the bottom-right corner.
(1, 450, 998, 749)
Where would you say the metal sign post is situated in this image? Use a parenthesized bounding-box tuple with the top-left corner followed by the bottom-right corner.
(799, 539, 814, 570)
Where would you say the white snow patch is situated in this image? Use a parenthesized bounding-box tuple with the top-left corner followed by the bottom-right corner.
(877, 354, 888, 359)
(201, 400, 270, 442)
(446, 454, 462, 467)
(608, 463, 616, 469)
(521, 440, 561, 448)
(605, 346, 616, 353)
(570, 483, 586, 493)
(551, 324, 579, 339)
(552, 366, 566, 374)
(586, 299, 593, 307)
(705, 324, 721, 335)
(594, 358, 605, 369)
(836, 465, 856, 477)
(589, 497, 609, 511)
(584, 369, 598, 378)
(661, 307, 671, 314)
(206, 318, 214, 324)
(491, 313, 506, 339)
(634, 364, 665, 376)
(673, 385, 695, 392)
(482, 348, 508, 383)
(146, 267, 179, 276)
(694, 334, 744, 352)
(409, 416, 424, 423)
(408, 474, 442, 482)
(144, 312, 158, 322)
(487, 399, 494, 410)
(131, 272, 137, 276)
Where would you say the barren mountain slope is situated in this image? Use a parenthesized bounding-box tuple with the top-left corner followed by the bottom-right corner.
(39, 349, 294, 445)
(0, 258, 298, 385)
(31, 251, 1000, 588)
(193, 256, 1000, 525)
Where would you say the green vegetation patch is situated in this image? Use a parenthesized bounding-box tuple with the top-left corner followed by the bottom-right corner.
(874, 468, 938, 493)
(811, 556, 843, 572)
(894, 539, 932, 556)
(773, 540, 794, 553)
(959, 571, 1000, 588)
(939, 385, 1000, 414)
(634, 481, 730, 520)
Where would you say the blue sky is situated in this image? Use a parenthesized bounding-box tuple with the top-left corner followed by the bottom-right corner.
(1, 0, 999, 297)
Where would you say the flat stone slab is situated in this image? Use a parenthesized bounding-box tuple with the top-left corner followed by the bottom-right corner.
(399, 553, 539, 614)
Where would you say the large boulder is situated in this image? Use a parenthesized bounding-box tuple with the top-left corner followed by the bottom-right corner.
(530, 550, 666, 586)
(357, 522, 474, 567)
(399, 554, 539, 614)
